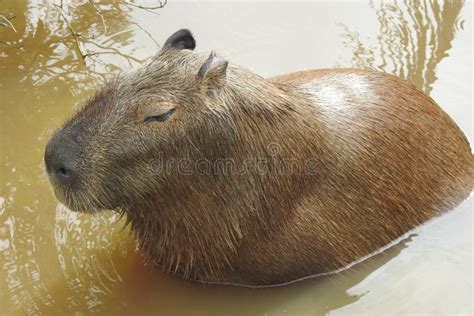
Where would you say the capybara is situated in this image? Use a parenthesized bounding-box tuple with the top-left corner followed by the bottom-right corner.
(45, 29, 473, 286)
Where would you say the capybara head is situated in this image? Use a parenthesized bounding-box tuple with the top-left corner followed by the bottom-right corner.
(44, 29, 300, 216)
(45, 29, 230, 212)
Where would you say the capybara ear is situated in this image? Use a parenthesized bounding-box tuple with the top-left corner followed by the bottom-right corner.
(197, 51, 228, 97)
(163, 29, 196, 51)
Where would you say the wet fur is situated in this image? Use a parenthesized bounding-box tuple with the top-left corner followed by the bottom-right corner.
(47, 40, 474, 286)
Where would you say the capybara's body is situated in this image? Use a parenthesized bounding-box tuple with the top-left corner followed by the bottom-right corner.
(45, 30, 473, 286)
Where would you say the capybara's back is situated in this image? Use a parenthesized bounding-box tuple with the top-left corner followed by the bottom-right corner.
(45, 29, 473, 286)
(236, 69, 474, 284)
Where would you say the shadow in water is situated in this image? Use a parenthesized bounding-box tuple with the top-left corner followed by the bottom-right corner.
(116, 235, 416, 316)
(339, 0, 465, 94)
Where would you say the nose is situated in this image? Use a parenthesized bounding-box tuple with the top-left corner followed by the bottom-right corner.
(44, 133, 79, 187)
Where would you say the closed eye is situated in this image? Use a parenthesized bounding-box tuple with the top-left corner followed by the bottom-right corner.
(144, 108, 176, 123)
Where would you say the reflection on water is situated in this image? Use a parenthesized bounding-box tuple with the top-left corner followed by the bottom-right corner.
(339, 0, 464, 94)
(1, 1, 146, 314)
(52, 206, 134, 313)
(0, 1, 472, 315)
(0, 0, 151, 95)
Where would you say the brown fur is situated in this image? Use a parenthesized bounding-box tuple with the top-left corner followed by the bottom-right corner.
(45, 34, 473, 286)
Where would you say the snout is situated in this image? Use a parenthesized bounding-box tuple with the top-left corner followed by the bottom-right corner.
(44, 129, 107, 213)
(44, 132, 80, 188)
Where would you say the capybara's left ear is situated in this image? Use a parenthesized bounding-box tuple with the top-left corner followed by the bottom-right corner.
(163, 29, 196, 51)
(197, 51, 228, 97)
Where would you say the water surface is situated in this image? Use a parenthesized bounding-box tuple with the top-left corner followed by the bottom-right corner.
(0, 1, 472, 315)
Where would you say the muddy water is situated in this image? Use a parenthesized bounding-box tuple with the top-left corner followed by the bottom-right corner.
(0, 1, 472, 315)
